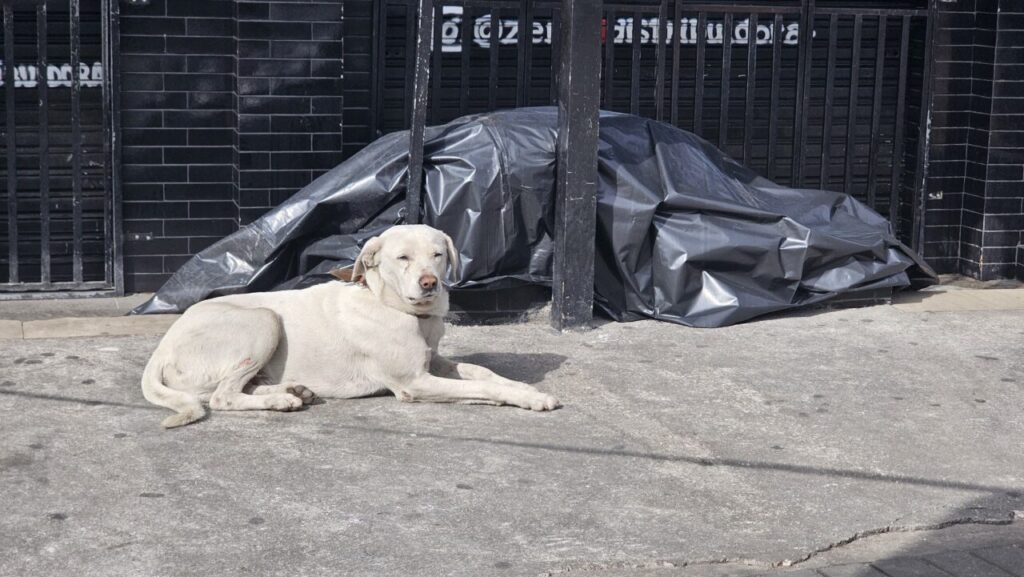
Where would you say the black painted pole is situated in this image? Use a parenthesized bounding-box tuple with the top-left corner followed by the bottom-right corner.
(406, 0, 435, 225)
(551, 0, 602, 331)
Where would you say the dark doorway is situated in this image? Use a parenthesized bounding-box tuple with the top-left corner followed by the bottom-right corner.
(0, 0, 122, 297)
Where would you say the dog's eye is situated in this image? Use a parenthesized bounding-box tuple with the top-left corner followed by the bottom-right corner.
(397, 255, 409, 261)
(433, 252, 443, 258)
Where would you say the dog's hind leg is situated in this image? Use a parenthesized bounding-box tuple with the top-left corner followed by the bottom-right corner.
(210, 376, 304, 412)
(209, 369, 306, 412)
(244, 382, 318, 405)
(171, 304, 304, 414)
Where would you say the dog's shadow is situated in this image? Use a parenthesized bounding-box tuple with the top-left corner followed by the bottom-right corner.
(448, 353, 568, 385)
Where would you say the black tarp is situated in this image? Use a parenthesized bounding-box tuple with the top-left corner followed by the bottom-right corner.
(132, 108, 935, 327)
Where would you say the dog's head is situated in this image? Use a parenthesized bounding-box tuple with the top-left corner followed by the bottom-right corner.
(351, 225, 461, 315)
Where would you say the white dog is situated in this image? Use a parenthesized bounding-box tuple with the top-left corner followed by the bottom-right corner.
(141, 224, 561, 428)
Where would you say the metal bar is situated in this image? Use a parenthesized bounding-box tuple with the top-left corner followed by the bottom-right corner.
(550, 8, 561, 104)
(430, 2, 442, 124)
(819, 13, 837, 188)
(603, 10, 614, 108)
(3, 4, 16, 284)
(403, 3, 416, 126)
(866, 15, 887, 209)
(489, 6, 499, 110)
(817, 7, 926, 17)
(669, 0, 681, 125)
(406, 0, 435, 225)
(890, 16, 910, 229)
(693, 12, 706, 136)
(552, 0, 603, 330)
(524, 0, 534, 105)
(792, 0, 815, 186)
(460, 1, 471, 115)
(71, 0, 83, 283)
(843, 14, 862, 195)
(913, 3, 937, 252)
(369, 0, 383, 139)
(664, 3, 801, 14)
(743, 12, 757, 167)
(630, 11, 641, 115)
(767, 14, 782, 178)
(459, 0, 518, 7)
(38, 2, 51, 286)
(718, 12, 732, 150)
(105, 0, 124, 293)
(604, 2, 667, 11)
(516, 0, 533, 107)
(100, 0, 109, 286)
(654, 1, 667, 121)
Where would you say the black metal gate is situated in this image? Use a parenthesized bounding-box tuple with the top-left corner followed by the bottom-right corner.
(371, 0, 934, 250)
(0, 0, 122, 298)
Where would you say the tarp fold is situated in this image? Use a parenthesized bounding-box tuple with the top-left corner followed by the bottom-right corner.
(134, 108, 934, 327)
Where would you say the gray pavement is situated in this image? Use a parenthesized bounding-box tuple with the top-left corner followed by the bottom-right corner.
(0, 292, 151, 321)
(1, 291, 1023, 577)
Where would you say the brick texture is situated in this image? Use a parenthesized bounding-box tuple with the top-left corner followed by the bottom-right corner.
(119, 0, 344, 291)
(926, 0, 1024, 280)
(236, 1, 345, 225)
(120, 0, 238, 292)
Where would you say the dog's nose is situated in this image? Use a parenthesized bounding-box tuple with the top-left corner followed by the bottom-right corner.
(419, 274, 438, 291)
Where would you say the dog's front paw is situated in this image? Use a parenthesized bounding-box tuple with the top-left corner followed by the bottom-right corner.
(286, 385, 318, 405)
(526, 393, 561, 412)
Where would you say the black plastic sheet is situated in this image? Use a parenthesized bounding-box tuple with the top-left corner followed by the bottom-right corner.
(133, 108, 935, 327)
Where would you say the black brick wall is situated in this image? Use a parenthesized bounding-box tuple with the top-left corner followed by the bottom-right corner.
(115, 0, 1021, 293)
(236, 0, 345, 225)
(984, 2, 1024, 281)
(119, 0, 344, 291)
(120, 0, 238, 292)
(341, 0, 373, 157)
(925, 0, 1024, 281)
(923, 0, 973, 274)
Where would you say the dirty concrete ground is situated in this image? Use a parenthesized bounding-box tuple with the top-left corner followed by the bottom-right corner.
(0, 295, 1022, 577)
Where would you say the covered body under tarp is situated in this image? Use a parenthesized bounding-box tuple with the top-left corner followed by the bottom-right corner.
(133, 108, 935, 327)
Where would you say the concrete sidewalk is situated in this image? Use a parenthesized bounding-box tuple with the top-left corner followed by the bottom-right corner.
(0, 293, 178, 340)
(1, 284, 1023, 339)
(1, 288, 1022, 577)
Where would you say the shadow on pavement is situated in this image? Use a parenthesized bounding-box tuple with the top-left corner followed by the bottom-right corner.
(448, 352, 567, 384)
(0, 388, 159, 411)
(330, 422, 1019, 496)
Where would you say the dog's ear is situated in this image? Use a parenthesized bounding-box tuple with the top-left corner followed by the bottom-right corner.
(329, 267, 356, 282)
(442, 233, 461, 284)
(352, 236, 383, 281)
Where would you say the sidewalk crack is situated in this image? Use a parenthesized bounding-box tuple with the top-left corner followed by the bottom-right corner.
(777, 514, 1016, 568)
(536, 515, 1018, 576)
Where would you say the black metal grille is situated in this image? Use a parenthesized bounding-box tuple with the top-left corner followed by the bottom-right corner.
(0, 0, 121, 296)
(371, 0, 934, 247)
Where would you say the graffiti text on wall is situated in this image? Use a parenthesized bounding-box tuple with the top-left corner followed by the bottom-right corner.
(439, 7, 801, 53)
(0, 61, 104, 88)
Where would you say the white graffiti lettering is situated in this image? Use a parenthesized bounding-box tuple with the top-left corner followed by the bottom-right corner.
(0, 61, 103, 88)
(440, 6, 801, 53)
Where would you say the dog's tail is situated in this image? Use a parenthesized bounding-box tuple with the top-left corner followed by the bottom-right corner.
(141, 354, 206, 429)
